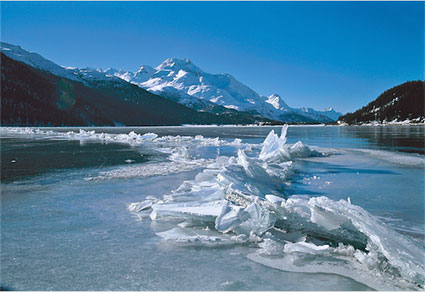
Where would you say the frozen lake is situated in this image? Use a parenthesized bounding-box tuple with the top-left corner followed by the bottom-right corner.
(1, 125, 424, 290)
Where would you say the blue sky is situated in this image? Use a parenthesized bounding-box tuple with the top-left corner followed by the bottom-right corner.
(1, 1, 424, 113)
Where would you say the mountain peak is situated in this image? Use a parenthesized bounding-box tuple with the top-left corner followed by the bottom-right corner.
(265, 93, 290, 110)
(104, 67, 117, 73)
(136, 65, 154, 74)
(156, 57, 202, 73)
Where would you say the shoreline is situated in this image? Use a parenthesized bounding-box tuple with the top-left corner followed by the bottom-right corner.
(1, 123, 425, 129)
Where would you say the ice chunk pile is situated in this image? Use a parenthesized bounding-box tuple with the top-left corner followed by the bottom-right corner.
(0, 128, 254, 153)
(248, 195, 425, 290)
(0, 127, 158, 145)
(1, 127, 257, 182)
(128, 126, 425, 290)
(259, 125, 322, 162)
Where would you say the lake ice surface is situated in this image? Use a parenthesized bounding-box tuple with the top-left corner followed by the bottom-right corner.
(1, 125, 424, 290)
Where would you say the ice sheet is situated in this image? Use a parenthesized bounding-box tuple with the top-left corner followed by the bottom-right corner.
(126, 126, 425, 290)
(3, 126, 424, 290)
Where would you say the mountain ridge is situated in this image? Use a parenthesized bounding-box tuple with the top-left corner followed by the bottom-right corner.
(0, 42, 341, 123)
(1, 52, 275, 126)
(104, 57, 342, 122)
(337, 81, 424, 125)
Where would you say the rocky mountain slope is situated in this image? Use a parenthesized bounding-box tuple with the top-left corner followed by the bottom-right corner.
(338, 81, 424, 125)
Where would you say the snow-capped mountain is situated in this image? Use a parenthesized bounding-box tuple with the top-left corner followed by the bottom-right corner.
(0, 42, 125, 85)
(2, 44, 271, 126)
(262, 93, 341, 121)
(294, 106, 342, 122)
(0, 42, 341, 122)
(106, 58, 342, 122)
(0, 42, 238, 122)
(118, 58, 275, 114)
(319, 107, 341, 121)
(0, 42, 80, 81)
(264, 93, 291, 111)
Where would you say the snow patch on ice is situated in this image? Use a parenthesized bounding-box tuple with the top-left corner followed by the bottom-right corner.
(347, 148, 425, 168)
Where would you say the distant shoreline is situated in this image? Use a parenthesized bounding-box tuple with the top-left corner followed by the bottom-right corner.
(1, 123, 424, 129)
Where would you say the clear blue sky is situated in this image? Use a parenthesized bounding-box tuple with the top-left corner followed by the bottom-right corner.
(1, 1, 424, 113)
